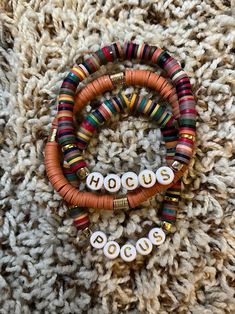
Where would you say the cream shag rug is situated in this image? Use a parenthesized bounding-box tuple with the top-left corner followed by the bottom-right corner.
(0, 0, 235, 313)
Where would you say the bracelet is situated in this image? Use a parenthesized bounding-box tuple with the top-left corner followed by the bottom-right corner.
(57, 42, 196, 173)
(45, 69, 188, 210)
(67, 92, 181, 260)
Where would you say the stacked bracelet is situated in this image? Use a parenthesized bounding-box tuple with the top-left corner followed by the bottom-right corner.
(44, 42, 197, 261)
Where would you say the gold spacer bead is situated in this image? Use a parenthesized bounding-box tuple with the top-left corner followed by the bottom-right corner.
(180, 133, 195, 141)
(76, 167, 90, 180)
(48, 128, 57, 142)
(164, 196, 179, 203)
(61, 143, 79, 152)
(171, 160, 184, 172)
(113, 197, 130, 211)
(75, 227, 92, 244)
(110, 72, 125, 86)
(161, 221, 172, 233)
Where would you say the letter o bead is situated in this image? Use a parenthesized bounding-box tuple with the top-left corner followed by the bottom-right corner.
(121, 172, 139, 191)
(156, 166, 174, 185)
(136, 237, 153, 256)
(103, 241, 120, 259)
(120, 244, 137, 262)
(90, 231, 107, 249)
(148, 228, 166, 246)
(138, 170, 156, 188)
(86, 172, 104, 190)
(103, 174, 121, 193)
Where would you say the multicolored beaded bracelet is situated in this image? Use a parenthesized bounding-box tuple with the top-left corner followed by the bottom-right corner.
(64, 92, 181, 260)
(56, 42, 196, 175)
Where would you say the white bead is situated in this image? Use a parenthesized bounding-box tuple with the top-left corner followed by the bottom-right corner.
(148, 228, 166, 246)
(86, 172, 104, 190)
(121, 172, 139, 191)
(138, 170, 156, 188)
(120, 244, 137, 262)
(103, 174, 121, 193)
(103, 241, 120, 259)
(136, 237, 153, 256)
(90, 231, 107, 249)
(155, 166, 174, 185)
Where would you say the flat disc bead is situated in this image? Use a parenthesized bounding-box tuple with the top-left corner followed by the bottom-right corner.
(136, 237, 153, 256)
(103, 241, 120, 259)
(156, 166, 174, 185)
(121, 172, 139, 190)
(120, 244, 137, 262)
(86, 172, 104, 190)
(103, 174, 121, 193)
(148, 228, 166, 246)
(90, 231, 107, 249)
(138, 170, 156, 188)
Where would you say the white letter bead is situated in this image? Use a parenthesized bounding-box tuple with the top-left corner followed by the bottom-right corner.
(90, 231, 107, 249)
(120, 244, 137, 262)
(138, 170, 156, 188)
(103, 241, 120, 259)
(148, 228, 166, 246)
(86, 172, 104, 190)
(103, 174, 121, 193)
(136, 237, 153, 256)
(156, 166, 174, 185)
(121, 172, 139, 190)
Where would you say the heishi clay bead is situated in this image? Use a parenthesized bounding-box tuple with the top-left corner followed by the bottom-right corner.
(103, 174, 121, 193)
(103, 241, 120, 259)
(120, 244, 137, 262)
(155, 166, 174, 185)
(136, 237, 153, 255)
(86, 172, 104, 190)
(148, 227, 166, 246)
(138, 170, 156, 188)
(90, 231, 107, 249)
(121, 172, 139, 191)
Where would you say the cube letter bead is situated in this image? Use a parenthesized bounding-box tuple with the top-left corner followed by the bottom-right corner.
(90, 231, 107, 249)
(121, 172, 139, 190)
(148, 228, 166, 246)
(156, 166, 174, 185)
(103, 241, 120, 259)
(86, 172, 104, 190)
(120, 244, 137, 262)
(138, 170, 156, 188)
(103, 174, 121, 193)
(136, 237, 153, 255)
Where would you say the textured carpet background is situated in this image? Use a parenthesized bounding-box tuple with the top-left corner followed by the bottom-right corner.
(0, 0, 235, 313)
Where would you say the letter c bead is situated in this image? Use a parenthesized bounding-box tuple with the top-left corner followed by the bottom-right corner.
(86, 172, 104, 190)
(103, 174, 121, 193)
(148, 228, 166, 246)
(121, 172, 139, 190)
(90, 231, 107, 249)
(103, 241, 120, 259)
(120, 244, 137, 262)
(138, 170, 156, 188)
(136, 237, 153, 255)
(155, 166, 174, 185)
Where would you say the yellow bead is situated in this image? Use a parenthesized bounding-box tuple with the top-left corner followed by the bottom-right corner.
(162, 221, 172, 233)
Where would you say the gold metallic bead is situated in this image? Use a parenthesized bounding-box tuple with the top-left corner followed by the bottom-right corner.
(171, 160, 184, 172)
(61, 143, 78, 152)
(180, 133, 195, 141)
(164, 196, 179, 202)
(76, 167, 90, 180)
(113, 197, 130, 211)
(161, 221, 172, 233)
(76, 227, 92, 242)
(110, 72, 125, 86)
(48, 128, 57, 142)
